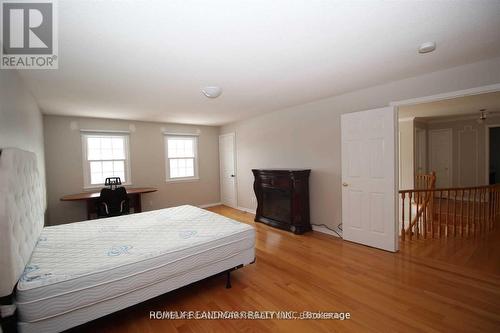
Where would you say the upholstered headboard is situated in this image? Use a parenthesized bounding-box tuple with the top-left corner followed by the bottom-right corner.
(0, 148, 45, 297)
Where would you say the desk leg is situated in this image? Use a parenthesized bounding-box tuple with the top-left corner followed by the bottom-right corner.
(133, 194, 142, 213)
(86, 200, 92, 220)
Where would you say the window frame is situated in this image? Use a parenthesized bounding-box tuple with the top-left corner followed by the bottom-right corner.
(81, 132, 132, 189)
(164, 134, 199, 182)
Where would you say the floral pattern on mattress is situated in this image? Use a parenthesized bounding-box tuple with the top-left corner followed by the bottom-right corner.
(18, 205, 253, 289)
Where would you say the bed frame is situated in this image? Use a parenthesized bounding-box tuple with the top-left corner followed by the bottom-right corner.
(0, 148, 254, 333)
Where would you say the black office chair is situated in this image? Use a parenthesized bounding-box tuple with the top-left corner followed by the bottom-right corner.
(96, 178, 130, 218)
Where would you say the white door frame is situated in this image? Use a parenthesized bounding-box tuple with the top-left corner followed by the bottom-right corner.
(485, 124, 500, 185)
(390, 83, 500, 108)
(219, 132, 237, 208)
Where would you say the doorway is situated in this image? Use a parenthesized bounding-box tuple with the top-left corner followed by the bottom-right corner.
(415, 127, 427, 175)
(488, 126, 500, 185)
(219, 133, 237, 208)
(429, 128, 452, 188)
(391, 85, 500, 245)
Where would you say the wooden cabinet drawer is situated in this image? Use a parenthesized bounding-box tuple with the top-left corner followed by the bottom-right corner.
(259, 176, 291, 189)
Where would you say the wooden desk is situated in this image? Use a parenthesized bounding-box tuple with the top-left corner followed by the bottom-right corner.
(61, 187, 158, 219)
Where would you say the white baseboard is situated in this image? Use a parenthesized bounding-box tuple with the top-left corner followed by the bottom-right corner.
(311, 225, 342, 238)
(237, 206, 256, 214)
(199, 203, 256, 214)
(234, 207, 340, 238)
(234, 207, 341, 239)
(199, 202, 222, 208)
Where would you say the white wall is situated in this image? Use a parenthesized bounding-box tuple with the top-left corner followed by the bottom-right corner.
(0, 70, 46, 211)
(221, 57, 500, 230)
(43, 115, 220, 225)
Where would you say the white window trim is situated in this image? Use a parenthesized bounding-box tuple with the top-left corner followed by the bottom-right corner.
(164, 134, 200, 182)
(81, 132, 132, 189)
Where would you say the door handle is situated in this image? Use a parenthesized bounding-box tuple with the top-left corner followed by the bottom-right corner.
(342, 183, 348, 187)
(230, 174, 235, 177)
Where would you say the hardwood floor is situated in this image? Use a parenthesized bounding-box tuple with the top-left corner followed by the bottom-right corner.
(74, 205, 500, 333)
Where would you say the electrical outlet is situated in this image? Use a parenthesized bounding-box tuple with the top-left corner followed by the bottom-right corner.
(149, 200, 153, 207)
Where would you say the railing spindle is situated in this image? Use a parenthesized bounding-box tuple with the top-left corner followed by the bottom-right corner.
(430, 190, 434, 238)
(401, 192, 405, 241)
(483, 188, 488, 234)
(466, 189, 470, 238)
(493, 188, 496, 230)
(398, 184, 498, 242)
(453, 190, 458, 237)
(438, 190, 442, 238)
(493, 189, 496, 229)
(472, 188, 477, 237)
(479, 190, 486, 234)
(480, 189, 483, 234)
(460, 189, 464, 237)
(481, 189, 485, 234)
(492, 188, 496, 230)
(488, 188, 492, 231)
(416, 191, 420, 239)
(444, 190, 450, 237)
(423, 192, 427, 239)
(408, 192, 413, 240)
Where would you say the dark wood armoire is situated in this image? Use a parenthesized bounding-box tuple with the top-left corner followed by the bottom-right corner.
(252, 169, 311, 234)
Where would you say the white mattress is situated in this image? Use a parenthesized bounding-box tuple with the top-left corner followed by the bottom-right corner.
(16, 205, 255, 326)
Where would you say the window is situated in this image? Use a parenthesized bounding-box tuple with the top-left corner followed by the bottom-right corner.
(165, 135, 199, 181)
(81, 133, 131, 188)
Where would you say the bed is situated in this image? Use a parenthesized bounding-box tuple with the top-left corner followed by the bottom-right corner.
(0, 148, 255, 333)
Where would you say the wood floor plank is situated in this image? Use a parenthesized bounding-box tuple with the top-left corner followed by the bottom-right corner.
(72, 205, 500, 333)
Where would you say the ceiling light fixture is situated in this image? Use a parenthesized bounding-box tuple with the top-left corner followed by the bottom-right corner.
(477, 108, 487, 124)
(201, 86, 222, 98)
(418, 41, 436, 54)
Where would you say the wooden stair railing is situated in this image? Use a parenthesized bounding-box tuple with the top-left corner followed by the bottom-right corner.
(415, 172, 437, 191)
(407, 172, 436, 236)
(400, 184, 500, 240)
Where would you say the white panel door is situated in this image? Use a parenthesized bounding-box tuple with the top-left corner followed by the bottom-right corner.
(415, 128, 427, 175)
(219, 133, 237, 208)
(341, 107, 398, 252)
(429, 129, 452, 188)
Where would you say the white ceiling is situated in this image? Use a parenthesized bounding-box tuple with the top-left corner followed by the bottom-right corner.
(18, 0, 500, 126)
(399, 91, 500, 120)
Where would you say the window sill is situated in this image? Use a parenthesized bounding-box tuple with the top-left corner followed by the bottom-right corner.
(83, 183, 132, 190)
(165, 177, 200, 183)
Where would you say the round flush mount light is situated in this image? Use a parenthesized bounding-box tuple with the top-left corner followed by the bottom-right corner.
(418, 41, 436, 54)
(201, 86, 223, 98)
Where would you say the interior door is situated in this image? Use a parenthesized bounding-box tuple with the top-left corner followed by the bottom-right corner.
(429, 129, 452, 188)
(415, 128, 427, 175)
(341, 107, 398, 252)
(219, 133, 237, 208)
